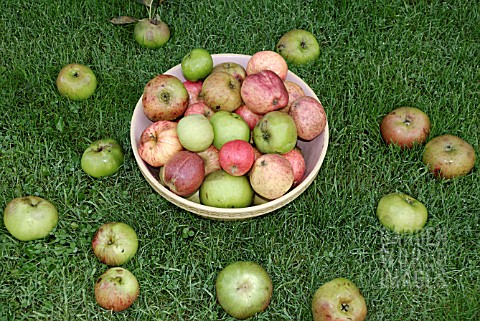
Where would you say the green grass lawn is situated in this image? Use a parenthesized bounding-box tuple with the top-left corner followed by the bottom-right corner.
(1, 0, 479, 319)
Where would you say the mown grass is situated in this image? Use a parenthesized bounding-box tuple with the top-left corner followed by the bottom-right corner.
(1, 0, 479, 320)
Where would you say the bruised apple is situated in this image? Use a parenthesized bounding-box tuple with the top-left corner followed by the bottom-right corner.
(212, 62, 247, 82)
(202, 71, 243, 112)
(249, 154, 294, 200)
(137, 120, 183, 167)
(184, 101, 215, 119)
(219, 140, 255, 176)
(246, 50, 288, 80)
(234, 104, 263, 130)
(289, 96, 327, 141)
(94, 267, 140, 312)
(241, 70, 289, 115)
(283, 147, 306, 187)
(142, 74, 189, 121)
(160, 151, 205, 197)
(197, 145, 221, 176)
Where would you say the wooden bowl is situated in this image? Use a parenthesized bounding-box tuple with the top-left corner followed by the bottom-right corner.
(130, 54, 329, 220)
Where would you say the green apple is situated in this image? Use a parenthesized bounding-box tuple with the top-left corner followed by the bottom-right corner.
(253, 111, 297, 154)
(215, 261, 273, 320)
(81, 138, 125, 178)
(209, 111, 250, 149)
(276, 29, 320, 65)
(181, 48, 213, 82)
(176, 114, 214, 152)
(376, 192, 428, 233)
(134, 18, 170, 49)
(3, 196, 58, 241)
(56, 63, 97, 100)
(92, 222, 139, 266)
(312, 278, 367, 321)
(422, 134, 476, 179)
(199, 169, 254, 208)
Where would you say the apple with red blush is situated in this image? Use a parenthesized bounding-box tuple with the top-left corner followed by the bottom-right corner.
(281, 80, 305, 113)
(283, 147, 306, 187)
(249, 154, 294, 200)
(234, 104, 263, 130)
(183, 80, 203, 105)
(160, 150, 205, 197)
(184, 101, 215, 119)
(197, 145, 221, 176)
(380, 106, 431, 149)
(246, 50, 288, 80)
(212, 62, 247, 82)
(289, 96, 327, 141)
(219, 140, 255, 176)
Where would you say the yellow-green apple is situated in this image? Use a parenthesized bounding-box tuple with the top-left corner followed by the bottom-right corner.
(134, 18, 170, 49)
(249, 154, 294, 200)
(219, 140, 255, 176)
(209, 111, 250, 149)
(276, 29, 320, 65)
(289, 96, 326, 141)
(142, 74, 189, 121)
(241, 70, 289, 115)
(215, 261, 273, 320)
(137, 120, 183, 167)
(422, 134, 476, 179)
(253, 111, 297, 154)
(380, 107, 430, 149)
(212, 62, 247, 82)
(283, 147, 306, 187)
(94, 267, 140, 312)
(376, 192, 428, 233)
(176, 114, 214, 152)
(199, 169, 254, 208)
(312, 278, 367, 321)
(201, 71, 243, 112)
(160, 151, 205, 197)
(3, 196, 58, 241)
(183, 80, 203, 105)
(181, 48, 213, 82)
(196, 145, 221, 176)
(246, 50, 288, 80)
(92, 222, 139, 266)
(282, 80, 305, 113)
(234, 104, 263, 130)
(81, 138, 124, 178)
(56, 63, 97, 100)
(184, 101, 215, 119)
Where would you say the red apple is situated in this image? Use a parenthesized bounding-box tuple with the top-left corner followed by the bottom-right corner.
(283, 147, 306, 187)
(249, 154, 294, 200)
(184, 101, 215, 119)
(202, 71, 243, 112)
(183, 80, 203, 105)
(380, 107, 431, 149)
(94, 267, 140, 312)
(197, 145, 221, 176)
(289, 96, 326, 141)
(241, 70, 289, 115)
(246, 50, 289, 80)
(282, 80, 305, 113)
(137, 120, 183, 167)
(219, 140, 255, 176)
(234, 104, 263, 130)
(142, 74, 189, 121)
(160, 150, 205, 196)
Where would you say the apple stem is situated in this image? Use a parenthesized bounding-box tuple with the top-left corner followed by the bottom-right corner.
(341, 302, 349, 312)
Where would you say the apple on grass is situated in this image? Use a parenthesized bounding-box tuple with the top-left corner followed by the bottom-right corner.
(312, 278, 367, 321)
(56, 63, 97, 100)
(134, 17, 170, 49)
(380, 106, 431, 149)
(142, 74, 189, 121)
(209, 110, 251, 149)
(137, 120, 183, 167)
(181, 48, 213, 82)
(289, 96, 327, 141)
(253, 111, 297, 154)
(160, 151, 205, 197)
(422, 134, 476, 179)
(219, 140, 255, 176)
(94, 267, 140, 312)
(81, 138, 124, 178)
(376, 192, 428, 233)
(201, 71, 243, 112)
(176, 114, 214, 152)
(276, 29, 320, 65)
(249, 154, 294, 200)
(200, 169, 254, 208)
(215, 261, 273, 320)
(92, 222, 139, 266)
(3, 196, 58, 241)
(246, 50, 289, 80)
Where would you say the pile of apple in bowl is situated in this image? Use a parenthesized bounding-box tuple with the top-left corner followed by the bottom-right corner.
(130, 51, 329, 220)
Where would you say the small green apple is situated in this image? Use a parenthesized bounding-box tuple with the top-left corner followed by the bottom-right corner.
(376, 192, 428, 233)
(253, 111, 297, 154)
(3, 196, 58, 241)
(56, 63, 97, 100)
(176, 114, 214, 152)
(199, 169, 254, 208)
(181, 48, 214, 82)
(134, 18, 170, 49)
(81, 138, 125, 178)
(209, 111, 250, 149)
(276, 29, 320, 65)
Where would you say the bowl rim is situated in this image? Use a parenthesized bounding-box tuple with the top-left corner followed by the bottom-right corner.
(130, 53, 329, 220)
